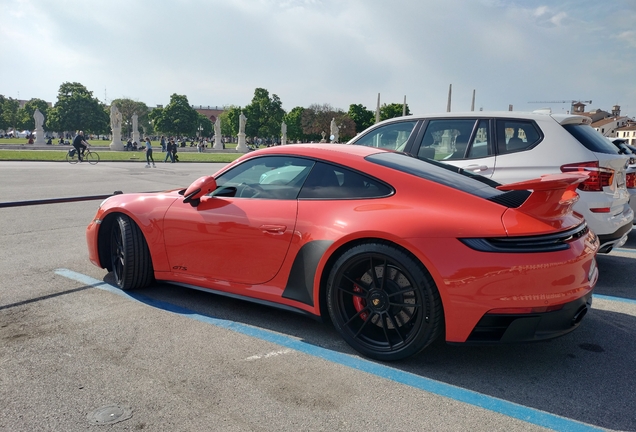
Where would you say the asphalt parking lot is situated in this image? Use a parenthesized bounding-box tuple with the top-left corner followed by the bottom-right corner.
(1, 161, 634, 431)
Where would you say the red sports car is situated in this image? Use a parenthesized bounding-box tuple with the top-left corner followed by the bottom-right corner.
(87, 144, 599, 361)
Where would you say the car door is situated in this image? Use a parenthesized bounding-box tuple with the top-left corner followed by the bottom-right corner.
(413, 118, 497, 178)
(162, 156, 313, 285)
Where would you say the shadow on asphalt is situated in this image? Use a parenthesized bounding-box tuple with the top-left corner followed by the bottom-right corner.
(101, 270, 636, 432)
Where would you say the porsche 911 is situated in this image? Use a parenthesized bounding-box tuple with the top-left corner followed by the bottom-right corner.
(87, 144, 598, 361)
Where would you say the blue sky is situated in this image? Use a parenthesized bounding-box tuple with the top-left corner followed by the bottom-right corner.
(2, 0, 636, 117)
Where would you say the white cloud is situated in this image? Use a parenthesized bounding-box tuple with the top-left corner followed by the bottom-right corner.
(1, 0, 635, 117)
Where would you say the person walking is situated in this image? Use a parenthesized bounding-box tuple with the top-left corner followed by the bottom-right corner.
(144, 137, 156, 168)
(160, 135, 166, 152)
(164, 138, 175, 163)
(171, 139, 179, 162)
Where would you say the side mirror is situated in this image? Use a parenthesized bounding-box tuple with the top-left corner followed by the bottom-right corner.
(183, 176, 217, 207)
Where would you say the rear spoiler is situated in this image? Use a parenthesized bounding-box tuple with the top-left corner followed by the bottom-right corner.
(497, 173, 589, 229)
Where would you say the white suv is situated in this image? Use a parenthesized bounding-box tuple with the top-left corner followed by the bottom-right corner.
(348, 111, 634, 253)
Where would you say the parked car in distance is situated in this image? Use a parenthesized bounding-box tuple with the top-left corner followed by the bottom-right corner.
(609, 137, 636, 220)
(87, 144, 599, 361)
(348, 111, 634, 253)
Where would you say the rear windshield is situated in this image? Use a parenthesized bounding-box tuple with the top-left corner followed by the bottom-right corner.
(563, 124, 620, 154)
(365, 152, 504, 200)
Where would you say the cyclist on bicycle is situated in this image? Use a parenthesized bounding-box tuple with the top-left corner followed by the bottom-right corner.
(72, 131, 88, 162)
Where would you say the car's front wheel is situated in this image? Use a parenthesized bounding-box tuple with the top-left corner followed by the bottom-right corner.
(110, 214, 154, 290)
(327, 243, 443, 361)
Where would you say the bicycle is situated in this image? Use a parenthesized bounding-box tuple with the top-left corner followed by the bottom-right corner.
(67, 145, 100, 164)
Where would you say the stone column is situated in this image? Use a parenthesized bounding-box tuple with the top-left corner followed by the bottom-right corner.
(33, 109, 45, 145)
(236, 112, 248, 152)
(132, 114, 140, 144)
(281, 121, 287, 145)
(213, 117, 223, 149)
(109, 105, 124, 150)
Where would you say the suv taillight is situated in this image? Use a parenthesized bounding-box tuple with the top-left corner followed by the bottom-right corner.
(626, 172, 636, 189)
(560, 161, 614, 192)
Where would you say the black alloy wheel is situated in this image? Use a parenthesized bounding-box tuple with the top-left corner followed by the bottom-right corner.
(327, 243, 443, 361)
(110, 214, 154, 290)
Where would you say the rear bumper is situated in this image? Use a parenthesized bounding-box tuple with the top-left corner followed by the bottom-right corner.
(597, 221, 632, 253)
(461, 292, 593, 344)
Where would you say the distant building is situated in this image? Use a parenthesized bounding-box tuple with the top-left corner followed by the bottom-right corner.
(615, 121, 636, 145)
(16, 99, 53, 108)
(192, 105, 225, 123)
(573, 103, 631, 137)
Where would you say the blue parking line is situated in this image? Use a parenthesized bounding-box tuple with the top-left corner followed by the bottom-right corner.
(56, 268, 602, 432)
(594, 294, 636, 304)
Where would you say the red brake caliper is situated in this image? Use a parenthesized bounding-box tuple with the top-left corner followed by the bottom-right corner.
(353, 284, 369, 321)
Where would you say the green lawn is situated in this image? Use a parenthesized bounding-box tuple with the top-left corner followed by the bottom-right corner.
(0, 138, 248, 162)
(0, 149, 242, 162)
(0, 137, 247, 162)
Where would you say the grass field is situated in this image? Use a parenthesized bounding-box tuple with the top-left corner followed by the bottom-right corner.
(0, 138, 244, 162)
(0, 137, 239, 148)
(0, 149, 242, 162)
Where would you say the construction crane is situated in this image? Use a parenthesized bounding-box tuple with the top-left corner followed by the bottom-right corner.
(528, 100, 592, 114)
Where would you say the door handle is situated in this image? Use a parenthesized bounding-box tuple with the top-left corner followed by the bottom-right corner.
(261, 224, 287, 235)
(462, 164, 489, 172)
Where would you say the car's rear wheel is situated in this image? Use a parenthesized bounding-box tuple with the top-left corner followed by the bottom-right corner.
(110, 214, 154, 290)
(327, 243, 443, 361)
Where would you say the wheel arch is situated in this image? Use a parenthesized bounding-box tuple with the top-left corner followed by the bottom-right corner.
(317, 237, 445, 324)
(97, 211, 154, 272)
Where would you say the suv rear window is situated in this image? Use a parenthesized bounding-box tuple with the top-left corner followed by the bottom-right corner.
(563, 124, 620, 155)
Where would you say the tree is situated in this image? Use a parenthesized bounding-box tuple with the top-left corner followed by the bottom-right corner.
(149, 94, 199, 137)
(380, 103, 410, 121)
(17, 98, 50, 131)
(283, 107, 305, 142)
(1, 96, 20, 133)
(111, 98, 150, 138)
(301, 104, 356, 142)
(46, 82, 109, 135)
(243, 88, 286, 139)
(196, 113, 214, 137)
(217, 105, 242, 137)
(348, 104, 374, 134)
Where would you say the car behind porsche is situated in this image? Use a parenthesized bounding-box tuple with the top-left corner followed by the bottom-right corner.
(87, 144, 598, 361)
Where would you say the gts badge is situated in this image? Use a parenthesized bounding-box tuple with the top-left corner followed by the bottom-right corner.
(173, 265, 188, 271)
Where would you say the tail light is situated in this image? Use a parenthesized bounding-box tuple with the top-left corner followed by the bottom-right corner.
(560, 161, 614, 192)
(626, 172, 636, 189)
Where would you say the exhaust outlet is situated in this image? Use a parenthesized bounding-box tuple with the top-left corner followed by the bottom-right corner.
(572, 305, 588, 325)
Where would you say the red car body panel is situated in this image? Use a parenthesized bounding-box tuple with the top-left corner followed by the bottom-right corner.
(86, 144, 599, 344)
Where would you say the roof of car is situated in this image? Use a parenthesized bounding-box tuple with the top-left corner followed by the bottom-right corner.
(247, 143, 387, 160)
(366, 111, 591, 126)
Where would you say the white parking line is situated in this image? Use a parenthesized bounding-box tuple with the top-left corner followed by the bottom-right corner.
(244, 348, 294, 361)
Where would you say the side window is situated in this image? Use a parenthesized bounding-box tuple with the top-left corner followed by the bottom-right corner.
(497, 120, 541, 154)
(212, 156, 314, 199)
(351, 121, 417, 152)
(299, 162, 392, 199)
(418, 119, 492, 161)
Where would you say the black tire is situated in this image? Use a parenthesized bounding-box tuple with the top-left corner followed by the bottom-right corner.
(66, 151, 78, 164)
(327, 243, 443, 361)
(110, 214, 154, 290)
(86, 151, 100, 164)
